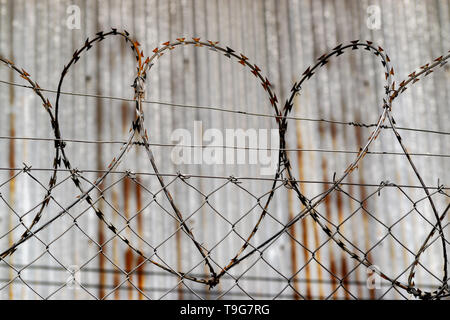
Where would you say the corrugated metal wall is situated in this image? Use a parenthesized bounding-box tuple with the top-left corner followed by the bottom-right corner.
(0, 0, 449, 299)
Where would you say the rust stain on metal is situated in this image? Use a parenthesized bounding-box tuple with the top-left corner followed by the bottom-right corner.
(95, 44, 106, 298)
(335, 189, 350, 299)
(8, 112, 15, 300)
(295, 101, 325, 299)
(355, 127, 375, 299)
(346, 180, 363, 298)
(120, 96, 139, 299)
(111, 189, 120, 300)
(302, 110, 325, 298)
(176, 227, 184, 300)
(295, 106, 312, 299)
(330, 119, 350, 299)
(312, 206, 325, 299)
(7, 4, 15, 299)
(123, 176, 134, 299)
(135, 177, 146, 300)
(198, 179, 209, 300)
(176, 229, 184, 299)
(121, 102, 128, 134)
(300, 216, 312, 299)
(337, 100, 361, 298)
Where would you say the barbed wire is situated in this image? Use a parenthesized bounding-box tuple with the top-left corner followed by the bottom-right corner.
(0, 29, 448, 300)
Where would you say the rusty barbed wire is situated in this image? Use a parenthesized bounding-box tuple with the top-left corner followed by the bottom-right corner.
(0, 29, 448, 299)
(279, 42, 450, 300)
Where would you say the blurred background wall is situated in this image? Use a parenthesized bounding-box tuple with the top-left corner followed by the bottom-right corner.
(0, 0, 449, 299)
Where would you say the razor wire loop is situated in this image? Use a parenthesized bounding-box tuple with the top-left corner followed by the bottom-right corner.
(0, 30, 448, 299)
(0, 55, 62, 261)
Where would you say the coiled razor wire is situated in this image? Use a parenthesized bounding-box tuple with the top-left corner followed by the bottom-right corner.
(0, 29, 449, 299)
